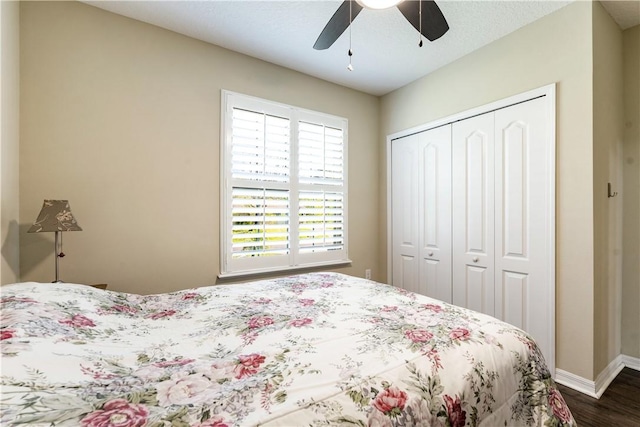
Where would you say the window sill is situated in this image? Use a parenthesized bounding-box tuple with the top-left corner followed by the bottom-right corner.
(218, 259, 353, 280)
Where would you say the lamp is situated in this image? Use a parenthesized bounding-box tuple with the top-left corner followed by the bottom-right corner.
(27, 200, 82, 283)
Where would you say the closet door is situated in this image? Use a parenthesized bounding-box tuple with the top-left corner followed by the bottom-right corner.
(452, 113, 495, 316)
(392, 126, 452, 301)
(494, 97, 552, 360)
(419, 125, 452, 302)
(392, 133, 421, 293)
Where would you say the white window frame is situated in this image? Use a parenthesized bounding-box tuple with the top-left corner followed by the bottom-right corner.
(219, 90, 350, 278)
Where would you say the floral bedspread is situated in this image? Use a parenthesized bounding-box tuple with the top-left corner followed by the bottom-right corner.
(1, 272, 575, 426)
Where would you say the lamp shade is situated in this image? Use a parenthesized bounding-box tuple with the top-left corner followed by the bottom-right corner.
(27, 200, 82, 233)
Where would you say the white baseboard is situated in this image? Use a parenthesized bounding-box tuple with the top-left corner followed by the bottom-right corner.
(555, 369, 599, 398)
(593, 355, 625, 398)
(555, 353, 639, 399)
(622, 354, 640, 371)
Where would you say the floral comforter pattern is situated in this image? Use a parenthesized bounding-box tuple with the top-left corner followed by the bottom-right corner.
(0, 272, 575, 426)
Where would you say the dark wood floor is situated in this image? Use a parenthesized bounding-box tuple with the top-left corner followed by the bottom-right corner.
(557, 368, 640, 426)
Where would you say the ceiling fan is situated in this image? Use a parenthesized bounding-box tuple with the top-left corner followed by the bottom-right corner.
(313, 0, 449, 50)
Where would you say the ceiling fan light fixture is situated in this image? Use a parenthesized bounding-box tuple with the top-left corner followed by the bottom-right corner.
(356, 0, 402, 10)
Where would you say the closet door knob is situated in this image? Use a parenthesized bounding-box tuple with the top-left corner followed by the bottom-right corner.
(472, 257, 479, 263)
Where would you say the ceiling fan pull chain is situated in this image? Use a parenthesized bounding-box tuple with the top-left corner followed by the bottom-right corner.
(347, 0, 354, 70)
(418, 0, 424, 47)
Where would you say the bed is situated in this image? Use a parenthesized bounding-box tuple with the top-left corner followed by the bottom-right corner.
(1, 272, 575, 426)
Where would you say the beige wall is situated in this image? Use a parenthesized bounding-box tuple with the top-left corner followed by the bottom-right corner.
(622, 24, 640, 359)
(19, 1, 380, 293)
(592, 1, 624, 375)
(1, 0, 20, 285)
(380, 1, 595, 378)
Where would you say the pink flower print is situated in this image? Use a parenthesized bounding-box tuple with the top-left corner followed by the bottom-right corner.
(320, 282, 334, 288)
(290, 318, 312, 327)
(381, 306, 398, 312)
(154, 358, 195, 368)
(59, 314, 96, 328)
(146, 310, 176, 320)
(234, 353, 266, 379)
(404, 329, 433, 343)
(444, 395, 466, 427)
(80, 399, 148, 427)
(156, 374, 212, 406)
(548, 388, 572, 423)
(372, 387, 408, 416)
(254, 297, 272, 304)
(111, 305, 138, 314)
(248, 316, 274, 329)
(181, 292, 199, 300)
(299, 298, 315, 306)
(423, 303, 443, 313)
(291, 283, 307, 293)
(449, 327, 471, 341)
(194, 416, 229, 427)
(1, 329, 16, 340)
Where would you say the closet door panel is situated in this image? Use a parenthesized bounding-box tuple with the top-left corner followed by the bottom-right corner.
(494, 97, 551, 361)
(391, 134, 421, 293)
(419, 125, 452, 303)
(452, 113, 495, 316)
(464, 265, 491, 314)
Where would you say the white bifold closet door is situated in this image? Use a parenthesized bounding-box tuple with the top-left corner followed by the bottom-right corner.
(392, 125, 452, 302)
(452, 96, 551, 362)
(452, 112, 496, 315)
(493, 97, 551, 358)
(390, 92, 554, 373)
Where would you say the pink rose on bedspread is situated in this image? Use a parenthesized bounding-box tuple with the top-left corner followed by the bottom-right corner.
(404, 329, 433, 343)
(290, 318, 312, 327)
(132, 365, 165, 381)
(234, 353, 266, 379)
(291, 283, 307, 293)
(146, 309, 176, 320)
(194, 416, 229, 427)
(111, 305, 138, 314)
(248, 316, 274, 329)
(181, 292, 199, 300)
(381, 306, 398, 312)
(81, 398, 148, 427)
(449, 327, 470, 341)
(548, 388, 572, 423)
(372, 387, 408, 416)
(1, 329, 16, 340)
(299, 298, 315, 306)
(59, 314, 95, 328)
(423, 303, 443, 313)
(444, 395, 466, 427)
(156, 373, 213, 406)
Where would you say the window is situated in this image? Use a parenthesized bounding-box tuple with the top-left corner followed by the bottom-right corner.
(220, 91, 349, 277)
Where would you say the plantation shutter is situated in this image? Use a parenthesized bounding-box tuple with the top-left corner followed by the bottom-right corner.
(298, 122, 345, 254)
(230, 108, 291, 260)
(221, 91, 349, 277)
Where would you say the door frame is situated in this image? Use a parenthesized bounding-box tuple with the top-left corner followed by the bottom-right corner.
(386, 83, 556, 371)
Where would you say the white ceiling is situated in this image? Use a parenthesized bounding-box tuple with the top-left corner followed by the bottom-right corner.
(84, 1, 639, 96)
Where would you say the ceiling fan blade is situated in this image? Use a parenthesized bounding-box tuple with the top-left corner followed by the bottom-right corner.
(397, 0, 449, 42)
(314, 1, 364, 50)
